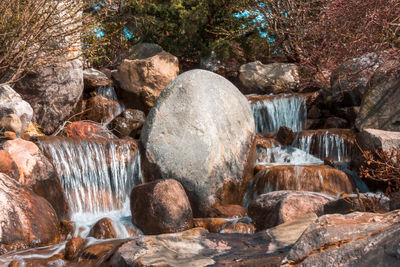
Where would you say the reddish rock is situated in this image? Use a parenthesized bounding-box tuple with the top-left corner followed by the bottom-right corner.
(193, 218, 255, 234)
(88, 218, 117, 239)
(248, 191, 334, 231)
(3, 131, 16, 140)
(210, 204, 248, 218)
(84, 96, 121, 124)
(64, 121, 115, 139)
(255, 134, 279, 150)
(78, 239, 126, 266)
(0, 173, 60, 254)
(130, 179, 193, 235)
(0, 150, 19, 179)
(83, 68, 112, 90)
(60, 220, 75, 240)
(3, 138, 70, 221)
(65, 237, 86, 260)
(247, 165, 354, 202)
(108, 108, 145, 138)
(276, 126, 295, 146)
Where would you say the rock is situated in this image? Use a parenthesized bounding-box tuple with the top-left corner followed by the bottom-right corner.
(60, 220, 75, 240)
(324, 194, 389, 214)
(255, 134, 279, 149)
(130, 42, 164, 60)
(65, 237, 86, 260)
(335, 106, 360, 125)
(0, 150, 19, 179)
(3, 138, 70, 221)
(357, 128, 400, 154)
(193, 218, 255, 234)
(130, 179, 193, 235)
(110, 228, 286, 267)
(88, 218, 117, 239)
(0, 173, 60, 254)
(210, 204, 248, 219)
(248, 191, 334, 231)
(239, 61, 300, 94)
(329, 50, 397, 107)
(390, 192, 400, 211)
(0, 114, 22, 134)
(0, 85, 33, 132)
(3, 131, 16, 140)
(141, 69, 256, 217)
(83, 68, 112, 90)
(107, 109, 145, 138)
(323, 116, 348, 129)
(307, 105, 321, 119)
(78, 239, 126, 266)
(281, 210, 400, 267)
(13, 59, 84, 135)
(356, 58, 400, 131)
(247, 165, 354, 202)
(64, 121, 115, 139)
(113, 51, 179, 112)
(276, 126, 295, 146)
(200, 51, 223, 72)
(84, 96, 121, 124)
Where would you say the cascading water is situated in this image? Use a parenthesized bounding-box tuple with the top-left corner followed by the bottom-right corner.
(38, 137, 142, 238)
(250, 94, 307, 133)
(257, 145, 323, 166)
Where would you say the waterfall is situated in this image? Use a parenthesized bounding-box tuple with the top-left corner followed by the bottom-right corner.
(257, 145, 323, 166)
(38, 137, 142, 237)
(250, 95, 307, 133)
(297, 132, 351, 162)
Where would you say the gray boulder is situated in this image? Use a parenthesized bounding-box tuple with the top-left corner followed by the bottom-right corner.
(130, 43, 164, 60)
(239, 61, 299, 94)
(356, 128, 400, 153)
(141, 69, 256, 217)
(0, 85, 33, 132)
(13, 59, 84, 135)
(281, 210, 400, 267)
(356, 58, 400, 131)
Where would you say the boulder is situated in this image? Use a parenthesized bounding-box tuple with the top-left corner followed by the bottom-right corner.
(239, 62, 299, 94)
(84, 96, 121, 124)
(0, 173, 60, 254)
(64, 237, 86, 260)
(13, 59, 84, 135)
(209, 204, 248, 219)
(323, 194, 389, 214)
(281, 210, 400, 266)
(276, 126, 295, 146)
(248, 191, 334, 231)
(3, 138, 70, 221)
(130, 43, 164, 60)
(0, 150, 19, 179)
(357, 128, 400, 153)
(356, 58, 400, 131)
(0, 85, 33, 133)
(88, 218, 117, 239)
(108, 109, 145, 138)
(193, 218, 255, 234)
(130, 179, 193, 235)
(323, 116, 348, 129)
(390, 192, 400, 211)
(110, 228, 286, 267)
(246, 165, 354, 202)
(64, 121, 115, 139)
(113, 51, 179, 112)
(83, 68, 112, 90)
(3, 131, 16, 140)
(0, 114, 22, 134)
(141, 69, 256, 217)
(328, 50, 398, 107)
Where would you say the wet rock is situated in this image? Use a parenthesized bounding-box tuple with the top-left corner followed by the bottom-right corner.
(324, 194, 389, 214)
(247, 165, 354, 202)
(65, 237, 86, 260)
(110, 228, 286, 267)
(78, 239, 127, 266)
(88, 218, 117, 239)
(193, 218, 255, 234)
(113, 51, 179, 112)
(210, 204, 248, 219)
(255, 134, 279, 150)
(249, 191, 334, 231)
(130, 42, 164, 60)
(323, 116, 348, 129)
(3, 138, 70, 221)
(141, 69, 256, 217)
(0, 114, 22, 134)
(130, 179, 193, 235)
(83, 68, 112, 90)
(13, 59, 84, 135)
(328, 50, 397, 107)
(239, 62, 300, 94)
(0, 173, 60, 254)
(0, 85, 33, 133)
(84, 96, 121, 124)
(108, 109, 145, 138)
(307, 105, 321, 119)
(356, 57, 400, 131)
(281, 210, 400, 267)
(64, 121, 115, 139)
(60, 220, 75, 240)
(0, 150, 19, 179)
(276, 126, 295, 146)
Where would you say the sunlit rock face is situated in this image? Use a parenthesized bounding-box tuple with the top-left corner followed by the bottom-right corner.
(141, 69, 256, 217)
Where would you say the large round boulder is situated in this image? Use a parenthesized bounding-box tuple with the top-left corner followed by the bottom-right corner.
(13, 59, 84, 135)
(141, 69, 256, 217)
(0, 173, 60, 254)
